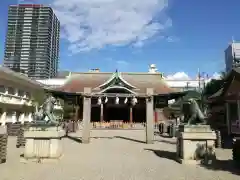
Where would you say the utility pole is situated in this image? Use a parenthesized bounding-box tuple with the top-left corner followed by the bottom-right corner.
(198, 68, 201, 92)
(186, 81, 189, 91)
(197, 69, 206, 111)
(200, 71, 207, 112)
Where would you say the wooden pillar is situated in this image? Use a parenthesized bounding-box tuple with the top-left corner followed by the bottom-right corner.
(74, 96, 79, 122)
(154, 110, 158, 129)
(237, 100, 240, 120)
(226, 102, 231, 135)
(82, 87, 92, 144)
(71, 104, 75, 120)
(130, 106, 133, 127)
(146, 88, 154, 144)
(154, 110, 158, 123)
(74, 105, 79, 122)
(236, 100, 240, 134)
(74, 105, 79, 132)
(100, 104, 104, 123)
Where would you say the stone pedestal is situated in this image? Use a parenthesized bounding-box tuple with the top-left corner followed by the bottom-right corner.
(0, 126, 7, 163)
(23, 126, 64, 161)
(0, 126, 6, 134)
(232, 137, 240, 165)
(176, 125, 216, 165)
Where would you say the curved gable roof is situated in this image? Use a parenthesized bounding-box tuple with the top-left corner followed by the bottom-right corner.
(56, 72, 176, 94)
(96, 71, 137, 90)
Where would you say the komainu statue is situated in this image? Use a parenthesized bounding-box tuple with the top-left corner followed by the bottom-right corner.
(34, 95, 58, 125)
(181, 98, 207, 125)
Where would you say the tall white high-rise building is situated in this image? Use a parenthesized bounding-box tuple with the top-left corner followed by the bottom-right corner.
(225, 41, 240, 73)
(3, 4, 60, 79)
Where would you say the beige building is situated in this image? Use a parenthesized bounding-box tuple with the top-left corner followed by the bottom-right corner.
(0, 66, 44, 125)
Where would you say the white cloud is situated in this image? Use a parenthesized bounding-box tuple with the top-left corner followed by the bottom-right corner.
(19, 0, 172, 53)
(211, 72, 221, 80)
(165, 72, 191, 80)
(165, 72, 223, 81)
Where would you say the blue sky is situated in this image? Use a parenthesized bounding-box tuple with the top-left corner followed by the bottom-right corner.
(0, 0, 239, 78)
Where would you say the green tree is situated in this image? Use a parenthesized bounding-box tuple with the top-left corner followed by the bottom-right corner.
(202, 79, 223, 98)
(219, 71, 227, 79)
(202, 71, 226, 99)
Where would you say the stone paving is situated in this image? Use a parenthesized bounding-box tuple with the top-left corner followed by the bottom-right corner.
(0, 130, 239, 180)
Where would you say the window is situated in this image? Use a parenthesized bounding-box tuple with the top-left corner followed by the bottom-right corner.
(229, 102, 238, 122)
(7, 87, 15, 95)
(6, 110, 15, 116)
(25, 92, 31, 99)
(0, 85, 5, 93)
(18, 90, 24, 97)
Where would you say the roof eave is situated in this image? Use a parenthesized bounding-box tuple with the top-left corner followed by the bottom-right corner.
(0, 66, 44, 89)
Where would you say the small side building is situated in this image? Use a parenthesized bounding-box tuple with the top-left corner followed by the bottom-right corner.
(207, 68, 240, 136)
(0, 66, 44, 125)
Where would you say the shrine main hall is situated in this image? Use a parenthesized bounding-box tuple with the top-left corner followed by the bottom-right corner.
(48, 68, 184, 143)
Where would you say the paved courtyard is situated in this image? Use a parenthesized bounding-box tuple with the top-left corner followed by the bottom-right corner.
(0, 130, 239, 180)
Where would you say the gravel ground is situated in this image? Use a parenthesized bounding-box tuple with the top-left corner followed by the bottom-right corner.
(0, 130, 239, 180)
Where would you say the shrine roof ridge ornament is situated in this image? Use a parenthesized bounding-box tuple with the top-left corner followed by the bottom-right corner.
(94, 70, 137, 90)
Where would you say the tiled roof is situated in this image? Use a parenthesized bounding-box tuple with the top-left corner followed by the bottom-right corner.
(208, 88, 223, 100)
(206, 67, 240, 102)
(56, 72, 176, 94)
(0, 65, 43, 88)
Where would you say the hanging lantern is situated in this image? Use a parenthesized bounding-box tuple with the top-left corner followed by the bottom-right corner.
(115, 96, 119, 104)
(131, 97, 138, 106)
(104, 97, 108, 103)
(124, 97, 128, 104)
(97, 97, 102, 105)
